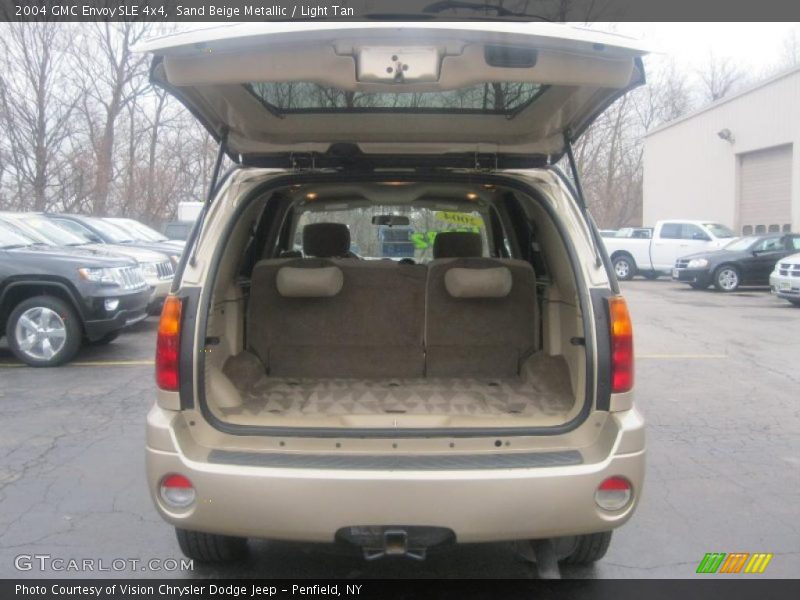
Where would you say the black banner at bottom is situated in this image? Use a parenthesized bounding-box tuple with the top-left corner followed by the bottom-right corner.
(3, 579, 799, 600)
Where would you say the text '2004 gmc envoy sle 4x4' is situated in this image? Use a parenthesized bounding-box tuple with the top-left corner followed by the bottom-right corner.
(140, 23, 646, 571)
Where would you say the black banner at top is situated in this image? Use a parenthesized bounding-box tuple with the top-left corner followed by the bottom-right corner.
(1, 0, 800, 22)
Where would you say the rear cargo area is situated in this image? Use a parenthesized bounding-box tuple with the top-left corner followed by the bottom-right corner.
(199, 180, 589, 432)
(217, 352, 574, 427)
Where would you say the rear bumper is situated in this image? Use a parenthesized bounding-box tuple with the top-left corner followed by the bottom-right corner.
(146, 407, 646, 543)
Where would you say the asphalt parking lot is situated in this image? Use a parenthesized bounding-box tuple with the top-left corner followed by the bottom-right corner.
(1, 280, 798, 579)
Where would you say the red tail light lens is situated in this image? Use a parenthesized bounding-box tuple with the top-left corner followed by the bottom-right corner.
(159, 474, 195, 508)
(608, 296, 634, 394)
(595, 476, 633, 511)
(155, 296, 182, 391)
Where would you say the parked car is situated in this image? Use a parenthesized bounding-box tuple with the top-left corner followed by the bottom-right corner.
(603, 220, 736, 281)
(770, 251, 800, 306)
(599, 229, 618, 238)
(162, 221, 195, 241)
(140, 22, 646, 569)
(0, 220, 149, 367)
(673, 233, 800, 292)
(0, 213, 174, 314)
(105, 217, 185, 251)
(44, 213, 182, 262)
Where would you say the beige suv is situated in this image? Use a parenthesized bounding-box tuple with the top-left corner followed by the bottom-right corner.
(141, 22, 646, 570)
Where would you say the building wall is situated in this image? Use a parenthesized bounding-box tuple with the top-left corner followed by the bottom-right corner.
(643, 68, 800, 233)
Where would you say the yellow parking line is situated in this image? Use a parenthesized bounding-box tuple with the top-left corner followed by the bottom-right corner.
(0, 359, 154, 368)
(639, 354, 727, 359)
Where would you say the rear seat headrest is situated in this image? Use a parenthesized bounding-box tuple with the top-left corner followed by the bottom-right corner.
(444, 267, 512, 298)
(433, 232, 483, 259)
(276, 266, 343, 297)
(303, 223, 350, 258)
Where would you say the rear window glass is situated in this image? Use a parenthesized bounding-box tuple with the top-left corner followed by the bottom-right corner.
(295, 206, 487, 262)
(659, 223, 681, 239)
(247, 82, 546, 115)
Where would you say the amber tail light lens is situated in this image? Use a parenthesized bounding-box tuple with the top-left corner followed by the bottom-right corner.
(608, 296, 634, 394)
(155, 296, 183, 391)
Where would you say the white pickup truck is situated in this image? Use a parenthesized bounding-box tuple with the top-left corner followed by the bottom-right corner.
(603, 220, 737, 280)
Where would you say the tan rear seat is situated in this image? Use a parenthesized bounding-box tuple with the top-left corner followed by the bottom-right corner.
(246, 228, 537, 380)
(425, 232, 539, 377)
(247, 223, 426, 378)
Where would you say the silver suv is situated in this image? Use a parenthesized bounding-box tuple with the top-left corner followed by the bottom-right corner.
(141, 23, 646, 569)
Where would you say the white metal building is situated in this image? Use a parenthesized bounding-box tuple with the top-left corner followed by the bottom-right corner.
(643, 66, 800, 235)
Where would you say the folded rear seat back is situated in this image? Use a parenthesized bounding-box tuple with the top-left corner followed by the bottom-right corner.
(425, 257, 539, 378)
(248, 258, 427, 379)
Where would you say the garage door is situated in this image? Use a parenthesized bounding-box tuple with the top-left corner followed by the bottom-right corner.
(738, 144, 793, 234)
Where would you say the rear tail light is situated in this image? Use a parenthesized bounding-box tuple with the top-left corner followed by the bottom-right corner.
(155, 295, 182, 391)
(595, 476, 632, 511)
(608, 296, 634, 393)
(159, 474, 195, 508)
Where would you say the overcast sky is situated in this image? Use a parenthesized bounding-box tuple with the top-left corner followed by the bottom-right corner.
(600, 22, 799, 74)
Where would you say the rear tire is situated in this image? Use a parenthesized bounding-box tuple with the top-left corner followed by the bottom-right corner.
(561, 531, 613, 565)
(612, 255, 635, 281)
(7, 296, 82, 367)
(789, 299, 800, 307)
(175, 528, 248, 563)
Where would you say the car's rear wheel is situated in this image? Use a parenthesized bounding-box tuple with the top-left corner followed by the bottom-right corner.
(713, 265, 740, 292)
(7, 296, 82, 367)
(612, 255, 635, 281)
(560, 531, 613, 565)
(789, 299, 800, 307)
(175, 528, 248, 563)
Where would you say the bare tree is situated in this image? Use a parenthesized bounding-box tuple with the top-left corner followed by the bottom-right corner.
(697, 52, 746, 103)
(575, 59, 693, 228)
(0, 23, 80, 211)
(73, 22, 152, 216)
